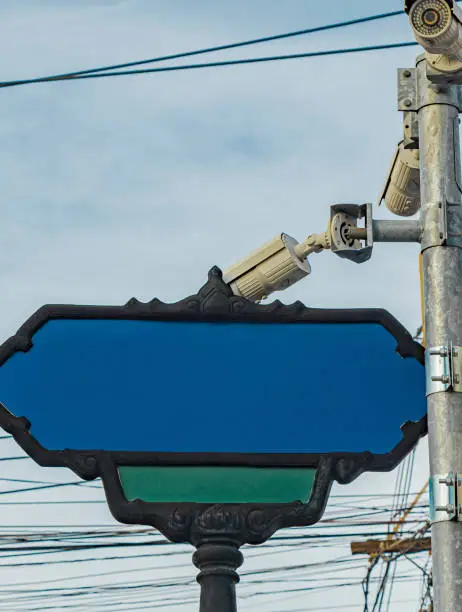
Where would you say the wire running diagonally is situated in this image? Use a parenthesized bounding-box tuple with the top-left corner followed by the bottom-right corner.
(0, 9, 405, 86)
(0, 42, 418, 89)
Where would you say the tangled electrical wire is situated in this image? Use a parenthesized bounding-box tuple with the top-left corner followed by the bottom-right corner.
(361, 521, 431, 612)
(361, 451, 431, 612)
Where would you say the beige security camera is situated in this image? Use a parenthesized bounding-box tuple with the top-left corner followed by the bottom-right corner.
(407, 0, 462, 60)
(223, 231, 330, 302)
(379, 142, 421, 217)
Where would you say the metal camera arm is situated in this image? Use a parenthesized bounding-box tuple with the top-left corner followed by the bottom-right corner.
(330, 203, 421, 260)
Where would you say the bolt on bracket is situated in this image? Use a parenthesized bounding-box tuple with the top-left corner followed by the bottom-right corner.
(426, 344, 462, 396)
(420, 201, 449, 250)
(430, 473, 462, 523)
(399, 63, 462, 112)
(398, 68, 417, 111)
(403, 110, 419, 150)
(329, 203, 373, 263)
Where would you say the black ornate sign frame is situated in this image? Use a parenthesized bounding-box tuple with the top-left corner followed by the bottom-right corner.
(0, 267, 426, 546)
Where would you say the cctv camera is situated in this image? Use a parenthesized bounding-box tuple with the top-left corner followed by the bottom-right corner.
(380, 142, 420, 217)
(223, 234, 311, 301)
(406, 0, 462, 60)
(223, 230, 330, 301)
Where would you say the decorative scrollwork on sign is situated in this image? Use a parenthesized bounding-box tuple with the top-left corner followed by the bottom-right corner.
(196, 267, 234, 315)
(333, 454, 373, 485)
(186, 299, 200, 311)
(246, 508, 272, 533)
(63, 451, 101, 480)
(196, 504, 243, 534)
(1, 412, 30, 436)
(168, 507, 193, 535)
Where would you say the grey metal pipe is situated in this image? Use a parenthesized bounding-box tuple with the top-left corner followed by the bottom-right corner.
(372, 220, 421, 242)
(347, 220, 421, 242)
(417, 56, 462, 612)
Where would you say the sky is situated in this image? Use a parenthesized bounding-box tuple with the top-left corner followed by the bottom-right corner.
(0, 1, 432, 611)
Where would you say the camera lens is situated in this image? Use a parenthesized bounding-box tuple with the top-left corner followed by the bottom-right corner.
(410, 0, 451, 37)
(422, 8, 440, 27)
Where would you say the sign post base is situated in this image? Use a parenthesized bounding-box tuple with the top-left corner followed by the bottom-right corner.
(193, 540, 243, 612)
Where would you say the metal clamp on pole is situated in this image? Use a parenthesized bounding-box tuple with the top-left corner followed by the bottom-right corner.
(426, 344, 462, 395)
(430, 472, 462, 523)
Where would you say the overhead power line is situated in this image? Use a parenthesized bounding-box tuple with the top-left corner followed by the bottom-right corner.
(0, 480, 98, 496)
(0, 456, 28, 462)
(0, 500, 104, 505)
(18, 10, 404, 82)
(0, 495, 428, 609)
(0, 476, 100, 488)
(0, 41, 418, 90)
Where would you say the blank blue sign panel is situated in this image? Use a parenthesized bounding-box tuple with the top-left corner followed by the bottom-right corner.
(0, 319, 425, 454)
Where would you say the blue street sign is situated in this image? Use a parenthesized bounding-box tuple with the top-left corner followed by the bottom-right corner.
(0, 268, 426, 544)
(0, 317, 424, 455)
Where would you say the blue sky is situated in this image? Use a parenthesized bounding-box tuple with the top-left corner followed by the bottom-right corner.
(0, 2, 430, 611)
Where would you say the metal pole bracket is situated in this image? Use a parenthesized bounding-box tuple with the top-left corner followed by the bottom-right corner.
(398, 68, 417, 111)
(403, 110, 419, 149)
(430, 473, 462, 523)
(421, 200, 449, 250)
(400, 61, 462, 112)
(426, 55, 462, 94)
(425, 345, 462, 396)
(329, 203, 373, 263)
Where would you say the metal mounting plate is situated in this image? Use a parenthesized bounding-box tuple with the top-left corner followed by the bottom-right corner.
(403, 111, 419, 149)
(426, 346, 451, 395)
(430, 473, 462, 523)
(426, 345, 462, 396)
(398, 68, 417, 111)
(421, 201, 448, 250)
(329, 203, 373, 263)
(426, 55, 462, 91)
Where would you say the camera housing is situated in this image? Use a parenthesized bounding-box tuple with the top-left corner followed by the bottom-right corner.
(379, 142, 421, 217)
(405, 0, 462, 60)
(223, 234, 311, 301)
